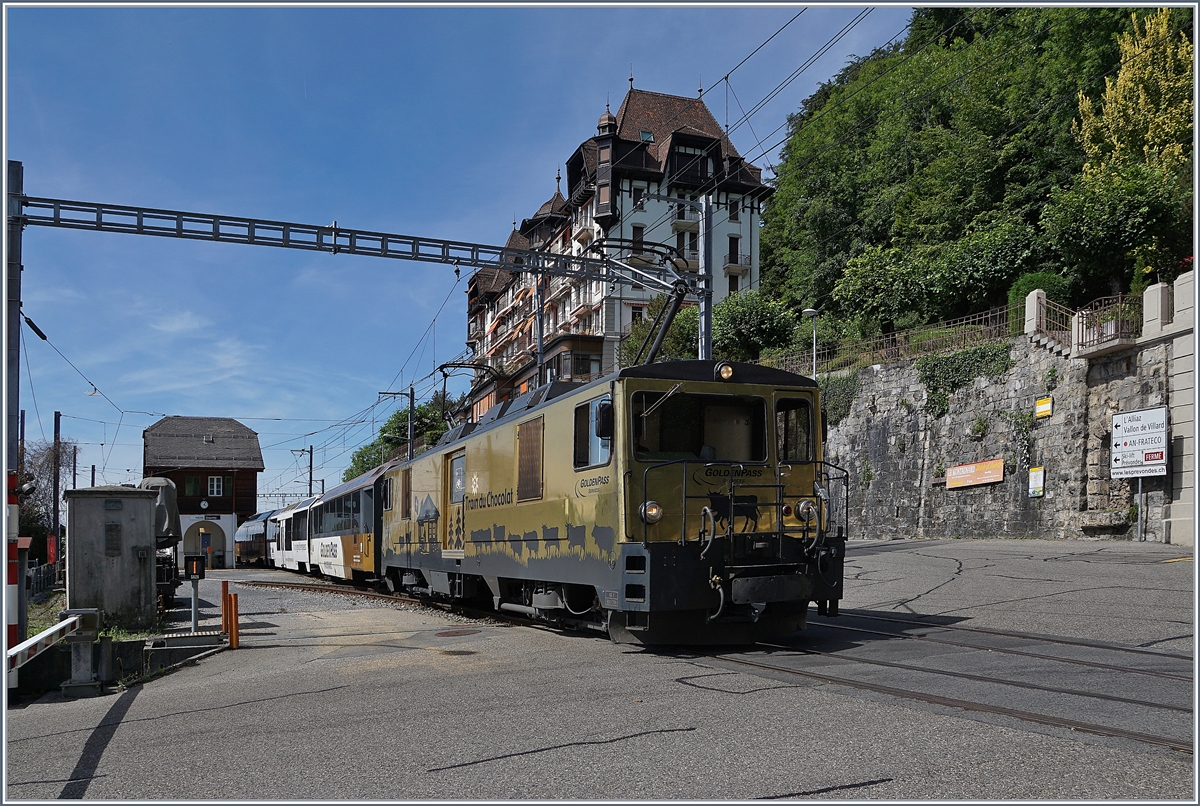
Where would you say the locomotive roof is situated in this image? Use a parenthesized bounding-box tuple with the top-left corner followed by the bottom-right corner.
(616, 360, 816, 387)
(341, 360, 816, 485)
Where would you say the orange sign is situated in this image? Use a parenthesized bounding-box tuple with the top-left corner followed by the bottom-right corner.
(946, 458, 1005, 489)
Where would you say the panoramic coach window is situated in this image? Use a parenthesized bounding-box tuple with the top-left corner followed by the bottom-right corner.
(574, 397, 612, 469)
(777, 399, 813, 462)
(517, 417, 544, 501)
(632, 392, 766, 462)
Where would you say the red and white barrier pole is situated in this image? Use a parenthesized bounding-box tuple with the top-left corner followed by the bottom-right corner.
(8, 470, 20, 688)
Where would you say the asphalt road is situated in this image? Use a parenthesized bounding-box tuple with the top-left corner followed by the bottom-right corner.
(5, 538, 1194, 800)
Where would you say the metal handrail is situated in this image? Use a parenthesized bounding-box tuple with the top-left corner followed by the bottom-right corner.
(1038, 297, 1075, 348)
(1078, 294, 1142, 348)
(765, 301, 1022, 377)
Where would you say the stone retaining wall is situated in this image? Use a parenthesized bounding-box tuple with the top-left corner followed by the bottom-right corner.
(825, 272, 1192, 544)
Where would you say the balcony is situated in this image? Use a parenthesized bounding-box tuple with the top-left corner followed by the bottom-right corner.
(672, 206, 700, 231)
(572, 224, 594, 245)
(467, 322, 483, 341)
(723, 253, 752, 271)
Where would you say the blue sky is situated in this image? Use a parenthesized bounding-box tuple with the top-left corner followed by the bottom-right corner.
(5, 3, 913, 505)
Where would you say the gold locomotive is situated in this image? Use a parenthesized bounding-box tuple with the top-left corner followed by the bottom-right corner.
(361, 359, 847, 644)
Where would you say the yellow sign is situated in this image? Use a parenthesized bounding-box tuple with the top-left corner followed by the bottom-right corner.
(1028, 466, 1044, 497)
(946, 458, 1005, 489)
(1035, 397, 1053, 418)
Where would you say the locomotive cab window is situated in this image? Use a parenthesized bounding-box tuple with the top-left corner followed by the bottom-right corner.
(632, 392, 766, 462)
(574, 396, 612, 469)
(776, 398, 813, 462)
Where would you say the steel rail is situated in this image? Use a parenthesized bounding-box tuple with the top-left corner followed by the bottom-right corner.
(238, 577, 1192, 752)
(713, 653, 1193, 754)
(823, 610, 1194, 662)
(810, 621, 1192, 682)
(756, 642, 1192, 714)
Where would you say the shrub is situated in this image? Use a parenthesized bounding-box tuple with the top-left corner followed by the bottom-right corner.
(1007, 271, 1071, 309)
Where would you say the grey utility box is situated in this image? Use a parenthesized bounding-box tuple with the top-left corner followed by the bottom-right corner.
(65, 486, 159, 631)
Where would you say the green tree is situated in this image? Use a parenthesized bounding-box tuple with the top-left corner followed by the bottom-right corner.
(1042, 161, 1182, 296)
(1075, 8, 1194, 175)
(342, 390, 464, 481)
(762, 7, 1136, 324)
(617, 296, 699, 366)
(711, 290, 798, 362)
(1048, 7, 1194, 295)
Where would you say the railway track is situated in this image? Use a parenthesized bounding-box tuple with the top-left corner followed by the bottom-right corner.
(710, 651, 1194, 755)
(237, 576, 1193, 755)
(805, 618, 1192, 681)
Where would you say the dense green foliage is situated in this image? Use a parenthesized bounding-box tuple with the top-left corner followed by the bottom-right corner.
(343, 390, 465, 481)
(818, 372, 861, 427)
(618, 290, 797, 365)
(916, 342, 1015, 417)
(711, 290, 798, 361)
(762, 7, 1193, 338)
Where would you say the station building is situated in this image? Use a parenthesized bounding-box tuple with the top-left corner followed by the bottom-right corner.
(142, 416, 264, 569)
(466, 86, 773, 421)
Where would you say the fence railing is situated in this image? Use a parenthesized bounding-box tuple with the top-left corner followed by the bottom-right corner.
(1038, 297, 1074, 349)
(28, 563, 57, 598)
(1077, 294, 1142, 349)
(765, 302, 1022, 377)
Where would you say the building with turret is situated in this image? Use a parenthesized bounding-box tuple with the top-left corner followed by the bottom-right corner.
(466, 87, 771, 421)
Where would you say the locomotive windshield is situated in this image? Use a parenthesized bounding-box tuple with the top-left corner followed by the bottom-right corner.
(632, 391, 766, 462)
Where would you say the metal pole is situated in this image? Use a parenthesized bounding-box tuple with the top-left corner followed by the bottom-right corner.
(91, 465, 95, 487)
(191, 577, 199, 632)
(698, 195, 713, 360)
(408, 385, 415, 459)
(1138, 477, 1144, 542)
(812, 322, 817, 379)
(53, 411, 60, 542)
(19, 410, 25, 476)
(308, 445, 313, 497)
(72, 445, 77, 489)
(535, 271, 545, 386)
(7, 161, 23, 478)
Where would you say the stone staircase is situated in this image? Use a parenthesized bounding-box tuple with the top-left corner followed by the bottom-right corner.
(1030, 330, 1070, 357)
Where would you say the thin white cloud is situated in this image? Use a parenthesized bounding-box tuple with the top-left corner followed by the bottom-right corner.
(149, 310, 209, 333)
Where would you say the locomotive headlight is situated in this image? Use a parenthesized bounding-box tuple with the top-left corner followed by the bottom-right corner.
(715, 362, 735, 381)
(640, 501, 664, 523)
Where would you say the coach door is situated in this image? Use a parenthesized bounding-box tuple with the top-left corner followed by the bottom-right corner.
(443, 450, 466, 558)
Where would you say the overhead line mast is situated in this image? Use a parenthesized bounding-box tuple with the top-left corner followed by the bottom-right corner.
(5, 163, 711, 498)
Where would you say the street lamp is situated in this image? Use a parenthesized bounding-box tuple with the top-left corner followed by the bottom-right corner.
(802, 308, 819, 378)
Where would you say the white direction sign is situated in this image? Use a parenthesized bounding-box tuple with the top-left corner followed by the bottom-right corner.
(1111, 406, 1169, 478)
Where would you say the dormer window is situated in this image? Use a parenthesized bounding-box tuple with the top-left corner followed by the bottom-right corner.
(640, 130, 654, 143)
